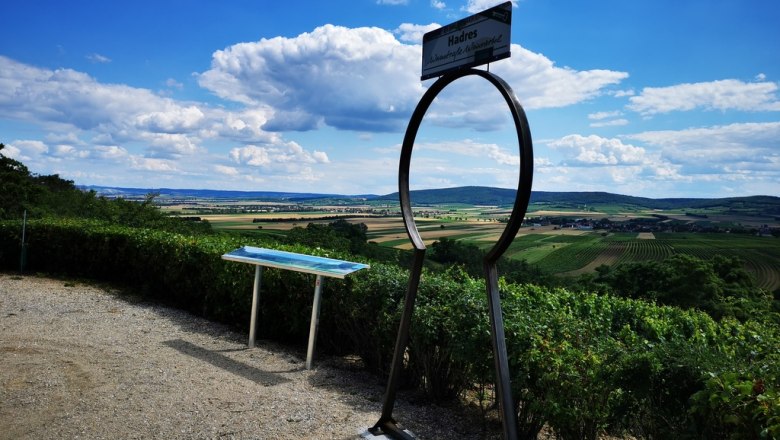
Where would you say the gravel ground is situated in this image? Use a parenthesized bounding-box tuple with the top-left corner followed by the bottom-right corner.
(0, 274, 498, 440)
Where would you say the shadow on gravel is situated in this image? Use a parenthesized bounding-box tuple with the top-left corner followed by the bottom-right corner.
(163, 339, 298, 386)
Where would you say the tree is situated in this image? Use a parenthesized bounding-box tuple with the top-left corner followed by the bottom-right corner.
(0, 142, 211, 234)
(597, 254, 775, 322)
(0, 143, 36, 219)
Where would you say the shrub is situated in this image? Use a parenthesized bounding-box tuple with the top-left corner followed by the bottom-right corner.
(1, 218, 777, 439)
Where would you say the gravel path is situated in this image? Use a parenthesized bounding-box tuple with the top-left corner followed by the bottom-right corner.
(0, 274, 495, 439)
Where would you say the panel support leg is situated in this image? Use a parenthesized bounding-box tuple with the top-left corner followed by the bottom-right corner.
(248, 265, 263, 348)
(306, 275, 324, 369)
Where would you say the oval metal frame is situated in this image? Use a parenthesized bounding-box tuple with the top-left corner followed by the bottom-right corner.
(373, 68, 533, 440)
(400, 70, 533, 260)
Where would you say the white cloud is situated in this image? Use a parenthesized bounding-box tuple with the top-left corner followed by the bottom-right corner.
(198, 25, 423, 132)
(86, 53, 111, 64)
(51, 144, 77, 157)
(95, 145, 129, 160)
(590, 119, 629, 128)
(214, 165, 240, 176)
(10, 140, 48, 156)
(230, 145, 271, 166)
(129, 156, 177, 172)
(312, 150, 330, 163)
(431, 0, 446, 10)
(395, 23, 441, 43)
(229, 142, 329, 168)
(419, 139, 519, 165)
(142, 133, 203, 158)
(628, 79, 780, 115)
(549, 134, 646, 165)
(135, 106, 205, 133)
(627, 121, 780, 167)
(197, 28, 627, 134)
(491, 45, 629, 109)
(588, 111, 622, 120)
(165, 78, 184, 90)
(532, 122, 780, 196)
(463, 0, 517, 13)
(0, 144, 22, 160)
(612, 89, 635, 98)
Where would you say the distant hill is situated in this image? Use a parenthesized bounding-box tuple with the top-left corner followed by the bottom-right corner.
(81, 185, 780, 214)
(375, 186, 780, 213)
(78, 186, 375, 201)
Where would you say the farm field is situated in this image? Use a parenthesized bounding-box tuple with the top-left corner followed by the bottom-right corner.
(198, 208, 780, 291)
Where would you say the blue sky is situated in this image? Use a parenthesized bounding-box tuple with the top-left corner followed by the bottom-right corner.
(1, 0, 779, 198)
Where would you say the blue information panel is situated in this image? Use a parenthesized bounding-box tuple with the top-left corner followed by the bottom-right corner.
(222, 246, 369, 279)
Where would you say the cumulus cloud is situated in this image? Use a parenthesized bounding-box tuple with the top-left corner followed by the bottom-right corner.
(549, 134, 646, 166)
(229, 142, 330, 168)
(431, 0, 446, 10)
(628, 79, 780, 115)
(491, 45, 629, 109)
(196, 26, 627, 134)
(627, 121, 780, 166)
(395, 23, 441, 43)
(129, 156, 178, 172)
(537, 123, 780, 195)
(214, 164, 240, 176)
(94, 145, 129, 160)
(0, 55, 287, 160)
(135, 106, 205, 133)
(10, 139, 48, 156)
(198, 25, 423, 132)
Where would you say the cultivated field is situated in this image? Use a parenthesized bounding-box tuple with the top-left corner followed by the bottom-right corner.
(198, 208, 780, 291)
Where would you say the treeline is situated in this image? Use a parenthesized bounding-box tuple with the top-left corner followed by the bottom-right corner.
(0, 143, 210, 234)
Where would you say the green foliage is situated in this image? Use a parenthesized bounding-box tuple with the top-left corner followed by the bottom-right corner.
(286, 219, 404, 264)
(592, 254, 777, 323)
(429, 236, 550, 285)
(1, 217, 778, 439)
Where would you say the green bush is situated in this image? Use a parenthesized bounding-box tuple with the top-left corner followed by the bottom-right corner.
(1, 218, 777, 439)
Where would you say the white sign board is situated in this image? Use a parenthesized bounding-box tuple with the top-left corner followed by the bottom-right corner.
(421, 1, 512, 80)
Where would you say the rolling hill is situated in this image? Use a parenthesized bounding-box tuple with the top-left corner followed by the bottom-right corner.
(81, 185, 780, 214)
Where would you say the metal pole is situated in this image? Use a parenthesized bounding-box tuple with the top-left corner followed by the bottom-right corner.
(20, 210, 27, 274)
(306, 275, 324, 369)
(248, 265, 262, 348)
(373, 248, 425, 435)
(485, 262, 518, 439)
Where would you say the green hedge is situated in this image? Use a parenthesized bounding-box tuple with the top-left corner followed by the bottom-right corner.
(1, 218, 777, 439)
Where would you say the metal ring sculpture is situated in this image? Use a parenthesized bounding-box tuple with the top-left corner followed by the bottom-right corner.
(371, 68, 533, 440)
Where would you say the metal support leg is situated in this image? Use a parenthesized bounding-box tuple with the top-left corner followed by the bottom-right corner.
(370, 248, 425, 438)
(485, 262, 519, 440)
(248, 265, 262, 348)
(306, 275, 324, 369)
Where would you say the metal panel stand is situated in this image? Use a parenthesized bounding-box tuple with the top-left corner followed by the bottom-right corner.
(248, 266, 263, 348)
(306, 275, 324, 370)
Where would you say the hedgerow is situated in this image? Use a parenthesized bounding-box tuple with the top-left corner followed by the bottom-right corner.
(1, 218, 777, 439)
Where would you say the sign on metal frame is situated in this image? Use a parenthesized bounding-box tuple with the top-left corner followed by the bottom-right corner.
(421, 1, 512, 80)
